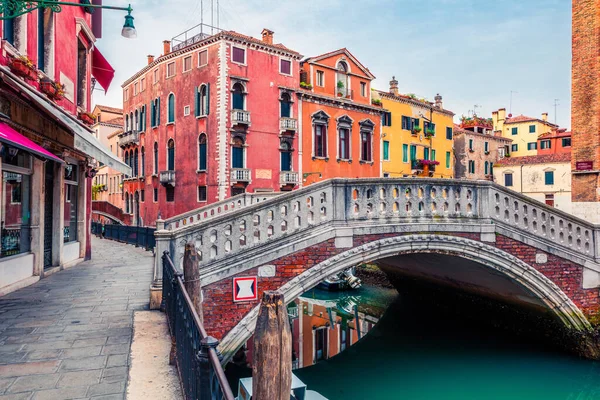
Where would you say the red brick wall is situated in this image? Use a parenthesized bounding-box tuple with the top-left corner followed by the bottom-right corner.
(202, 233, 599, 340)
(572, 0, 600, 202)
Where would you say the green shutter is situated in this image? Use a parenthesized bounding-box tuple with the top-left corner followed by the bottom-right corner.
(195, 87, 200, 117)
(424, 147, 429, 161)
(410, 145, 417, 161)
(157, 98, 161, 125)
(206, 83, 210, 115)
(431, 149, 436, 161)
(446, 152, 450, 168)
(383, 141, 389, 160)
(402, 144, 408, 163)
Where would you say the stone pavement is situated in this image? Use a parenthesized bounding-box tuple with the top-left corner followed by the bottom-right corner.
(0, 236, 154, 400)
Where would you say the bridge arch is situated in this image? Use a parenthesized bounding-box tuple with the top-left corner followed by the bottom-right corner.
(219, 234, 592, 359)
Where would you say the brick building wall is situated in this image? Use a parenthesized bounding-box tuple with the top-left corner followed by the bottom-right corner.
(571, 0, 600, 214)
(201, 232, 599, 340)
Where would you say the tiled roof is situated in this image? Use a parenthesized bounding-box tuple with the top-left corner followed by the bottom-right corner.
(104, 117, 123, 126)
(95, 105, 123, 114)
(495, 152, 571, 166)
(221, 30, 300, 55)
(505, 114, 558, 127)
(538, 129, 571, 139)
(453, 124, 512, 141)
(304, 48, 375, 80)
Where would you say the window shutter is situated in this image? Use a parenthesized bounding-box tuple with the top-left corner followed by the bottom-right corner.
(157, 98, 161, 125)
(150, 102, 154, 127)
(195, 87, 200, 117)
(206, 83, 210, 115)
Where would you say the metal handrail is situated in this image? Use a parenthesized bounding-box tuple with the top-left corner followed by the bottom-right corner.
(163, 252, 235, 400)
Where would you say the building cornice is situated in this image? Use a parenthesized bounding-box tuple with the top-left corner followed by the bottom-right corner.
(297, 90, 386, 114)
(122, 32, 302, 88)
(375, 90, 455, 117)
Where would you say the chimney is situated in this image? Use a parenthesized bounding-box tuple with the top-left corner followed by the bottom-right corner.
(163, 40, 171, 56)
(498, 108, 506, 122)
(434, 93, 443, 109)
(389, 76, 399, 96)
(261, 28, 274, 45)
(147, 55, 155, 65)
(542, 112, 548, 122)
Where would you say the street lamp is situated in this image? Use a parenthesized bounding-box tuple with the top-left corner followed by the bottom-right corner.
(0, 1, 137, 39)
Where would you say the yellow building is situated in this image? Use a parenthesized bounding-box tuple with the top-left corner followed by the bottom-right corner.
(374, 77, 455, 178)
(492, 108, 558, 157)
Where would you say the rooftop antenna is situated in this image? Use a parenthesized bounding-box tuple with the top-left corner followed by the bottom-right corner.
(473, 104, 481, 117)
(509, 91, 518, 115)
(553, 99, 560, 125)
(211, 0, 213, 34)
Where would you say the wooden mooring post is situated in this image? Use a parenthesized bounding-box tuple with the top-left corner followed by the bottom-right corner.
(183, 243, 203, 325)
(252, 291, 292, 400)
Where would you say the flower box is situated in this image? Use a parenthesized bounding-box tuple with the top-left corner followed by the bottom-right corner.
(40, 78, 65, 101)
(9, 57, 38, 81)
(79, 112, 96, 125)
(424, 129, 435, 138)
(412, 127, 422, 135)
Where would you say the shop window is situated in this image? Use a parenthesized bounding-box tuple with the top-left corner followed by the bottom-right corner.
(64, 164, 79, 243)
(1, 160, 31, 258)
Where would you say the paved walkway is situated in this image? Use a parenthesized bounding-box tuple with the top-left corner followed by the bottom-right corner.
(0, 237, 154, 400)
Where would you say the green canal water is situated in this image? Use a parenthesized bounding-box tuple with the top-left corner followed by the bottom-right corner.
(294, 285, 600, 400)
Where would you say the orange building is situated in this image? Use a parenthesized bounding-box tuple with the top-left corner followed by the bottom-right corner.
(297, 49, 383, 185)
(537, 128, 571, 156)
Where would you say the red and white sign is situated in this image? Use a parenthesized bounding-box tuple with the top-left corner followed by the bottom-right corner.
(233, 277, 258, 302)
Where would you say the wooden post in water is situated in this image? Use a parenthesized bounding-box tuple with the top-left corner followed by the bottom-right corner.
(253, 291, 292, 400)
(183, 243, 203, 324)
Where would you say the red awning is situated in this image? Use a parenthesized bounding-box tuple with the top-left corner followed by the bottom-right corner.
(92, 46, 115, 93)
(0, 122, 64, 163)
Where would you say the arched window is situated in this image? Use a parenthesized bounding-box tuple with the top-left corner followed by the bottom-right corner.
(232, 82, 245, 110)
(167, 93, 175, 123)
(336, 61, 349, 97)
(280, 92, 292, 118)
(200, 85, 209, 116)
(198, 134, 207, 171)
(133, 148, 139, 177)
(167, 139, 175, 170)
(153, 142, 158, 175)
(141, 146, 145, 176)
(280, 142, 292, 172)
(124, 151, 130, 177)
(232, 137, 244, 169)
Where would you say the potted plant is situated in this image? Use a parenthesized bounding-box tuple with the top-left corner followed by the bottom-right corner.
(300, 81, 313, 90)
(40, 78, 66, 100)
(424, 128, 435, 138)
(412, 126, 422, 135)
(337, 80, 345, 97)
(372, 99, 382, 106)
(79, 111, 96, 125)
(9, 55, 38, 81)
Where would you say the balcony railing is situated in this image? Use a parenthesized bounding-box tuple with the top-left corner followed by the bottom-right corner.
(160, 170, 176, 187)
(118, 130, 139, 148)
(280, 171, 299, 186)
(279, 117, 297, 131)
(231, 168, 251, 183)
(336, 87, 354, 100)
(231, 109, 251, 125)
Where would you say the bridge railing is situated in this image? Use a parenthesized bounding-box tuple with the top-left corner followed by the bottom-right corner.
(162, 252, 235, 400)
(163, 192, 281, 231)
(157, 178, 600, 273)
(92, 222, 156, 251)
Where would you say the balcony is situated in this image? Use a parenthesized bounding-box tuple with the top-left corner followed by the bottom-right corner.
(231, 109, 251, 126)
(279, 117, 297, 132)
(336, 87, 354, 100)
(231, 168, 251, 183)
(118, 130, 139, 148)
(280, 171, 299, 186)
(159, 170, 176, 187)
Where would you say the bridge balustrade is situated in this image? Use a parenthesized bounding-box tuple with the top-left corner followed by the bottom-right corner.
(162, 252, 235, 400)
(157, 178, 600, 276)
(92, 222, 156, 251)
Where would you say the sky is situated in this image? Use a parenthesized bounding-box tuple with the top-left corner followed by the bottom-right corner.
(93, 0, 572, 128)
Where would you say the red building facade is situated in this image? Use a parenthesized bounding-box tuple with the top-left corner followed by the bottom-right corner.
(537, 129, 572, 156)
(122, 28, 301, 226)
(0, 5, 127, 293)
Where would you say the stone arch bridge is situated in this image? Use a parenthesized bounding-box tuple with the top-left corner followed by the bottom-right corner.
(153, 178, 600, 360)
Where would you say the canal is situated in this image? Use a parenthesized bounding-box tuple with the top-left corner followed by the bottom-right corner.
(227, 272, 600, 399)
(292, 282, 600, 400)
